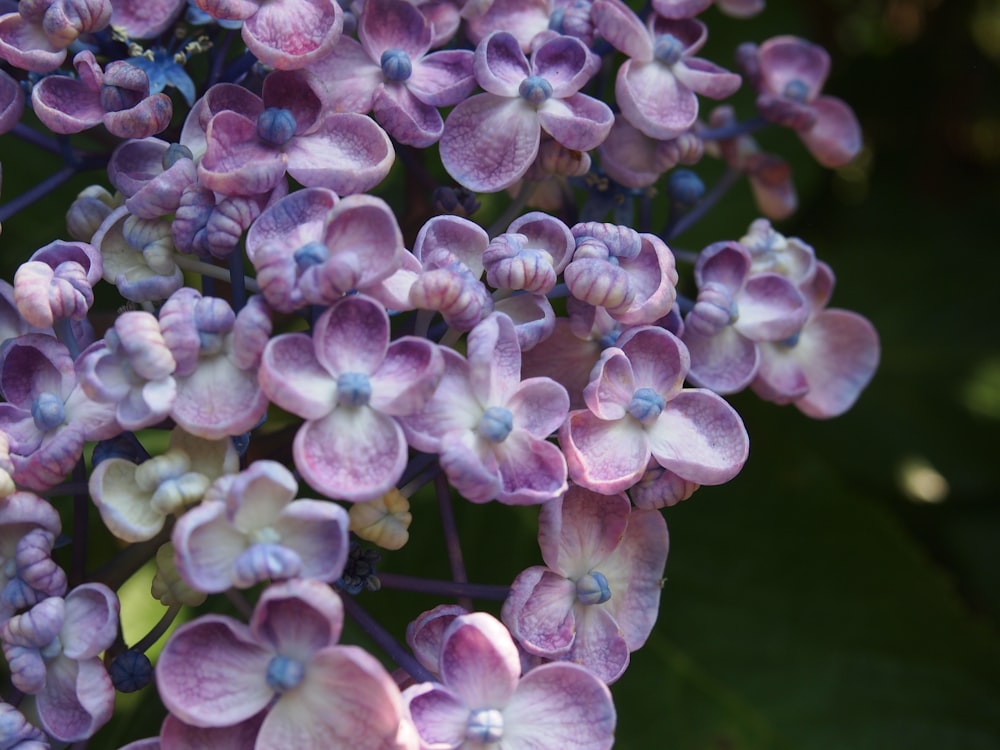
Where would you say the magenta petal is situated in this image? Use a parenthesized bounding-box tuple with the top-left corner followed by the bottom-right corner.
(560, 410, 650, 494)
(285, 113, 394, 194)
(259, 645, 406, 747)
(36, 656, 114, 741)
(440, 95, 540, 193)
(156, 616, 274, 727)
(504, 662, 616, 748)
(241, 0, 343, 70)
(510, 569, 577, 655)
(294, 407, 407, 502)
(440, 612, 521, 707)
(646, 389, 749, 484)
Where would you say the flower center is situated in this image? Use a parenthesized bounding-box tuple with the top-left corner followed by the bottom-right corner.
(337, 372, 372, 407)
(266, 654, 305, 693)
(654, 34, 685, 66)
(519, 75, 553, 107)
(467, 708, 504, 743)
(627, 387, 666, 425)
(477, 406, 514, 443)
(100, 83, 143, 112)
(162, 143, 193, 169)
(783, 79, 810, 102)
(32, 392, 65, 432)
(576, 571, 612, 605)
(257, 107, 297, 146)
(294, 241, 330, 271)
(380, 49, 413, 82)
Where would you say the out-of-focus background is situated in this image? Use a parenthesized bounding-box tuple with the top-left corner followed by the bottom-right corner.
(2, 0, 999, 747)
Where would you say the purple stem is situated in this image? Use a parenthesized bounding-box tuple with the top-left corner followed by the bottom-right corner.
(0, 164, 78, 223)
(340, 591, 437, 684)
(10, 123, 63, 155)
(378, 572, 509, 601)
(697, 114, 769, 142)
(664, 168, 741, 241)
(435, 473, 473, 611)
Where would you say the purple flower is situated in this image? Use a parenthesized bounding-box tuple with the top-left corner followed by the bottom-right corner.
(739, 35, 862, 167)
(172, 460, 350, 591)
(108, 137, 198, 220)
(12, 240, 102, 330)
(403, 611, 616, 750)
(90, 206, 185, 302)
(304, 0, 475, 147)
(440, 31, 613, 192)
(0, 68, 24, 134)
(109, 0, 187, 39)
(651, 0, 763, 19)
(259, 293, 444, 502)
(194, 0, 343, 70)
(599, 115, 704, 189)
(752, 260, 880, 418)
(1, 583, 119, 742)
(197, 71, 394, 197)
(155, 578, 412, 747)
(0, 492, 65, 626)
(502, 485, 669, 683)
(401, 312, 569, 505)
(246, 190, 406, 313)
(158, 289, 271, 439)
(0, 335, 118, 491)
(0, 700, 48, 748)
(0, 0, 112, 73)
(31, 50, 172, 138)
(483, 212, 575, 295)
(592, 0, 741, 139)
(559, 325, 749, 493)
(681, 240, 807, 394)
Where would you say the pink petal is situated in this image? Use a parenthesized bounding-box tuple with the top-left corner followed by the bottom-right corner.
(36, 656, 114, 741)
(241, 0, 343, 70)
(560, 410, 650, 494)
(757, 35, 830, 100)
(171, 357, 268, 439)
(272, 500, 350, 582)
(504, 662, 615, 748)
(618, 326, 689, 398)
(403, 682, 468, 747)
(359, 0, 430, 59)
(249, 578, 344, 657)
(537, 93, 614, 152)
(440, 612, 521, 708)
(259, 332, 338, 419)
(541, 487, 630, 575)
(495, 431, 568, 505)
(475, 31, 530, 96)
(156, 616, 274, 727)
(508, 568, 577, 655)
(313, 294, 389, 376)
(294, 407, 408, 502)
(565, 604, 630, 684)
(591, 0, 652, 61)
(370, 336, 443, 416)
(284, 114, 394, 195)
(408, 50, 477, 107)
(646, 389, 749, 484)
(799, 95, 863, 168)
(617, 59, 697, 140)
(506, 377, 569, 438)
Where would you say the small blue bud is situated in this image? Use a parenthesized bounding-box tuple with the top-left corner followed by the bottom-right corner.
(519, 75, 553, 107)
(576, 571, 612, 605)
(380, 49, 413, 82)
(109, 650, 154, 693)
(162, 143, 194, 170)
(477, 406, 514, 443)
(337, 372, 372, 407)
(294, 241, 330, 271)
(667, 169, 705, 207)
(548, 8, 566, 33)
(783, 79, 810, 102)
(92, 432, 149, 468)
(257, 107, 297, 146)
(467, 708, 504, 743)
(654, 34, 685, 67)
(31, 392, 65, 432)
(780, 331, 801, 348)
(266, 655, 305, 693)
(627, 387, 666, 424)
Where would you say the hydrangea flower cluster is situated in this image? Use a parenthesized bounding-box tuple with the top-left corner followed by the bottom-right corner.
(0, 0, 878, 746)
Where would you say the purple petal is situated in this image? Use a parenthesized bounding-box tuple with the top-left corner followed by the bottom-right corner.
(372, 83, 444, 147)
(259, 333, 338, 419)
(541, 487, 630, 575)
(467, 312, 522, 407)
(537, 93, 614, 152)
(303, 36, 381, 113)
(249, 578, 344, 656)
(618, 326, 689, 398)
(440, 94, 540, 192)
(683, 325, 760, 394)
(617, 59, 697, 139)
(475, 31, 530, 96)
(508, 568, 577, 655)
(60, 584, 118, 659)
(408, 49, 476, 107)
(799, 95, 863, 168)
(358, 0, 430, 59)
(241, 0, 343, 70)
(565, 604, 630, 683)
(294, 407, 408, 502)
(285, 113, 394, 194)
(506, 377, 569, 438)
(103, 92, 173, 139)
(673, 57, 742, 100)
(582, 348, 634, 420)
(736, 272, 808, 341)
(560, 409, 650, 494)
(156, 615, 274, 727)
(171, 357, 268, 439)
(404, 683, 468, 746)
(530, 35, 599, 97)
(160, 712, 265, 749)
(757, 35, 830, 100)
(370, 336, 443, 416)
(495, 431, 568, 505)
(0, 68, 25, 134)
(504, 662, 615, 748)
(440, 612, 521, 707)
(313, 294, 389, 376)
(646, 389, 749, 484)
(272, 501, 351, 582)
(173, 501, 249, 592)
(591, 0, 652, 61)
(30, 75, 103, 134)
(110, 0, 186, 38)
(199, 111, 287, 196)
(406, 604, 469, 674)
(36, 655, 114, 741)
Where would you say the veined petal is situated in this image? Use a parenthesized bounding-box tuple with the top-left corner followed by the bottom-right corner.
(495, 431, 568, 505)
(156, 615, 273, 727)
(272, 500, 350, 582)
(467, 312, 522, 407)
(36, 656, 114, 741)
(503, 662, 615, 748)
(440, 612, 521, 708)
(506, 377, 569, 438)
(241, 0, 343, 70)
(408, 50, 476, 107)
(440, 94, 540, 193)
(359, 0, 431, 59)
(173, 500, 249, 592)
(508, 569, 577, 655)
(372, 83, 444, 148)
(249, 579, 344, 658)
(313, 294, 389, 376)
(537, 93, 613, 152)
(646, 389, 749, 484)
(617, 326, 689, 398)
(172, 357, 268, 439)
(284, 114, 394, 195)
(565, 604, 630, 684)
(294, 407, 407, 502)
(560, 410, 649, 494)
(541, 487, 630, 575)
(259, 332, 337, 419)
(370, 336, 443, 416)
(683, 325, 760, 394)
(617, 59, 697, 140)
(474, 31, 530, 96)
(591, 0, 653, 61)
(403, 683, 467, 748)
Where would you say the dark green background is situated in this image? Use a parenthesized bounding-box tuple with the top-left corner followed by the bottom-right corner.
(1, 0, 998, 747)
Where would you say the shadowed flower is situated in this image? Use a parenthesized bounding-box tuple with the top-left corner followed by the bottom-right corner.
(403, 611, 616, 750)
(156, 578, 414, 747)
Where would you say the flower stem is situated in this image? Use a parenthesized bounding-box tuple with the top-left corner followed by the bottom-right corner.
(697, 115, 769, 142)
(131, 604, 183, 653)
(435, 473, 473, 611)
(664, 168, 741, 241)
(173, 253, 260, 293)
(340, 591, 437, 684)
(378, 573, 509, 601)
(488, 181, 537, 237)
(0, 164, 78, 223)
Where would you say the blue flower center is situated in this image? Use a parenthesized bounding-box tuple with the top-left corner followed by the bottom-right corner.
(780, 331, 801, 348)
(380, 49, 413, 82)
(162, 143, 193, 169)
(576, 571, 612, 605)
(467, 708, 504, 743)
(294, 241, 330, 271)
(519, 75, 553, 107)
(627, 387, 666, 425)
(32, 392, 65, 432)
(477, 406, 514, 443)
(337, 372, 372, 407)
(654, 34, 685, 66)
(783, 79, 810, 102)
(257, 107, 297, 146)
(266, 655, 305, 693)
